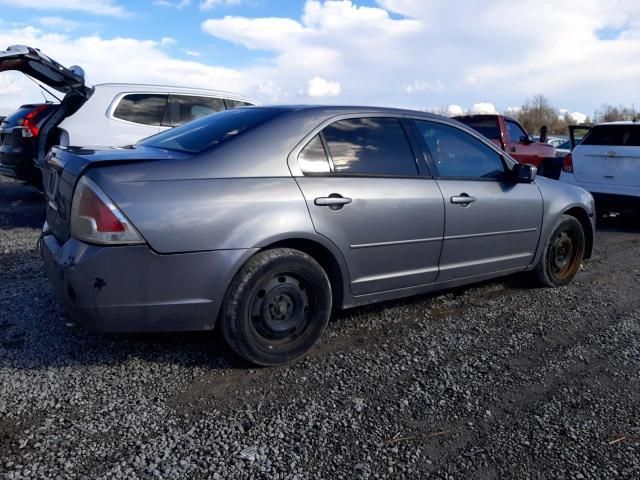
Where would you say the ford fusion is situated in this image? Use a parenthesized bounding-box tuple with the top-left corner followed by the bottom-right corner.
(40, 106, 596, 366)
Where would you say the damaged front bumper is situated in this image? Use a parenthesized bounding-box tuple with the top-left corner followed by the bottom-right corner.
(40, 233, 256, 332)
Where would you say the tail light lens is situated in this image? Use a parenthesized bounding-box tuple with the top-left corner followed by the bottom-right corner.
(562, 153, 574, 173)
(71, 177, 144, 244)
(20, 104, 48, 138)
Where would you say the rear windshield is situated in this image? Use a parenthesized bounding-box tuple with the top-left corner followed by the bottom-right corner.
(454, 117, 501, 140)
(140, 107, 282, 153)
(581, 124, 640, 147)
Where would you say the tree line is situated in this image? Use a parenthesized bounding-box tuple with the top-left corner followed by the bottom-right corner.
(513, 95, 637, 135)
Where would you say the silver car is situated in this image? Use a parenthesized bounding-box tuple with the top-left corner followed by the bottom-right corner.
(40, 106, 595, 365)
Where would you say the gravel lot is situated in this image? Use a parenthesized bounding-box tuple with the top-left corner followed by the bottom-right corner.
(1, 174, 640, 479)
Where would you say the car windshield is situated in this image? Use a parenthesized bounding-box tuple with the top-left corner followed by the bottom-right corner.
(139, 107, 283, 153)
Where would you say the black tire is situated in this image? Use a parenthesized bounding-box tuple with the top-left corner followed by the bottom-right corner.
(220, 248, 332, 366)
(534, 214, 585, 287)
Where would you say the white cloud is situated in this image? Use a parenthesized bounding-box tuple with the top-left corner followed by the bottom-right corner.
(36, 17, 82, 32)
(404, 80, 444, 93)
(0, 0, 127, 16)
(471, 102, 498, 114)
(185, 50, 201, 57)
(154, 0, 191, 8)
(569, 111, 588, 123)
(307, 76, 341, 97)
(0, 26, 249, 110)
(200, 0, 241, 10)
(160, 37, 176, 46)
(446, 104, 464, 116)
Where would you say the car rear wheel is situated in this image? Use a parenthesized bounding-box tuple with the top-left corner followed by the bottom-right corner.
(220, 248, 332, 366)
(534, 214, 585, 287)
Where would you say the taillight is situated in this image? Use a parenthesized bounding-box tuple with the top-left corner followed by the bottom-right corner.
(562, 153, 573, 173)
(20, 104, 48, 138)
(70, 177, 144, 244)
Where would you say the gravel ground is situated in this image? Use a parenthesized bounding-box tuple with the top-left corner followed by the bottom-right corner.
(1, 174, 639, 479)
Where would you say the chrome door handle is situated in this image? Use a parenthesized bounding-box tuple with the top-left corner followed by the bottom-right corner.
(315, 194, 352, 210)
(450, 194, 476, 205)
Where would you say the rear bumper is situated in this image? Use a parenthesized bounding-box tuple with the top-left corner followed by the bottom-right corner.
(559, 173, 640, 209)
(41, 233, 257, 332)
(0, 143, 38, 181)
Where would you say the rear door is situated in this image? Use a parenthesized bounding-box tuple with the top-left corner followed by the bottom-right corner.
(292, 115, 445, 296)
(412, 119, 543, 281)
(572, 124, 640, 187)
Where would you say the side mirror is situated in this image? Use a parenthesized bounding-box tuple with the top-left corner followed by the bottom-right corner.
(512, 163, 537, 183)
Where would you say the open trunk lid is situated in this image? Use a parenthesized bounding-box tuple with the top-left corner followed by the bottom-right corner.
(44, 145, 193, 243)
(0, 45, 91, 97)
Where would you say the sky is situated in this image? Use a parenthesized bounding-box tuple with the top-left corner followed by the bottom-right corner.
(0, 0, 639, 119)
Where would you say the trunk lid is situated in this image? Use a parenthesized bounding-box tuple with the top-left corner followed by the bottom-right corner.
(0, 45, 91, 97)
(44, 145, 193, 242)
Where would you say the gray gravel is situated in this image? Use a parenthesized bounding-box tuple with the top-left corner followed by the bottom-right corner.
(1, 174, 640, 479)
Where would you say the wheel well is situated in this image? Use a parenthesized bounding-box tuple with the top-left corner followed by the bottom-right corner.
(261, 239, 345, 309)
(564, 207, 593, 259)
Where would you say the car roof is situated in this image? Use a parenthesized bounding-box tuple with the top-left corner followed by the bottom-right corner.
(594, 120, 639, 126)
(93, 83, 255, 103)
(255, 104, 446, 119)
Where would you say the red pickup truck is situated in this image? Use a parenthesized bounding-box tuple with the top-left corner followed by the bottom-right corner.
(454, 114, 560, 178)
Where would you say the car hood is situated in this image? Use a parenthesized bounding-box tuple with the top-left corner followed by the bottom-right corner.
(0, 45, 92, 97)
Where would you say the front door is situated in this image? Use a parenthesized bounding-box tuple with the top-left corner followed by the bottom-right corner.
(292, 117, 445, 296)
(412, 119, 544, 282)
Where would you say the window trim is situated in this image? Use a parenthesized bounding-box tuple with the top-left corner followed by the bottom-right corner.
(292, 114, 428, 179)
(409, 117, 510, 182)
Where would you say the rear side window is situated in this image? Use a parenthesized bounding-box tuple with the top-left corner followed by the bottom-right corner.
(139, 107, 282, 153)
(455, 117, 501, 141)
(162, 95, 226, 126)
(298, 135, 331, 174)
(322, 117, 418, 176)
(225, 99, 253, 109)
(581, 125, 640, 147)
(113, 94, 168, 126)
(415, 120, 505, 179)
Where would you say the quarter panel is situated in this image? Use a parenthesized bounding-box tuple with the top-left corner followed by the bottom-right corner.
(90, 168, 316, 254)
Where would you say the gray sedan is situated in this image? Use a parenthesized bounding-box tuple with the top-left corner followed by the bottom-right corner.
(40, 106, 595, 365)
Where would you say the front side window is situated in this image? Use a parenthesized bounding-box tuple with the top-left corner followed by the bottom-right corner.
(322, 117, 418, 176)
(414, 120, 505, 179)
(163, 95, 226, 126)
(506, 120, 528, 143)
(112, 94, 168, 126)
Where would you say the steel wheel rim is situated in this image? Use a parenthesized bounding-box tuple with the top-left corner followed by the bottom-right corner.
(249, 273, 315, 349)
(550, 229, 580, 281)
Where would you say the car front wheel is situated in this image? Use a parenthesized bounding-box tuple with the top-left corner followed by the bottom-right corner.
(220, 248, 332, 366)
(534, 214, 585, 287)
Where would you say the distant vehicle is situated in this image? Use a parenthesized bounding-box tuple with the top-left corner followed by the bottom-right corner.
(553, 139, 572, 158)
(560, 121, 640, 212)
(453, 114, 560, 178)
(547, 137, 567, 148)
(0, 102, 58, 186)
(0, 45, 255, 185)
(40, 106, 595, 366)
